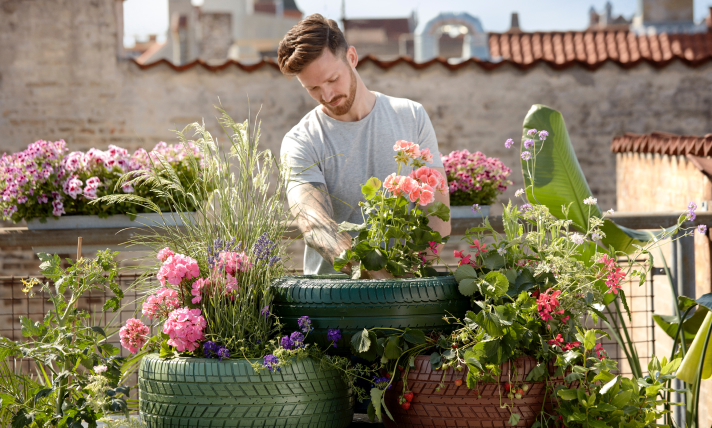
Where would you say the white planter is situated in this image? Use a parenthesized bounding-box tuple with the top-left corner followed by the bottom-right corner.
(26, 213, 195, 230)
(450, 205, 490, 219)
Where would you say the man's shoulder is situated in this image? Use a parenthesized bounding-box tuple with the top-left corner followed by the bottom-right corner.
(376, 92, 426, 116)
(283, 107, 322, 144)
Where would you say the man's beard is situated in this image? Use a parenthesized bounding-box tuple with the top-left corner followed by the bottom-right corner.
(320, 66, 357, 116)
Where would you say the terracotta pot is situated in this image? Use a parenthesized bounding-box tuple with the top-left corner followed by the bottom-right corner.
(384, 355, 558, 428)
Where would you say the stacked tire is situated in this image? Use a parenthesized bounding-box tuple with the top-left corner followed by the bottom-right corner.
(139, 354, 354, 427)
(271, 274, 471, 354)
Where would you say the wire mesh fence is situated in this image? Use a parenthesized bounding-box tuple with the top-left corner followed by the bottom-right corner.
(0, 261, 659, 390)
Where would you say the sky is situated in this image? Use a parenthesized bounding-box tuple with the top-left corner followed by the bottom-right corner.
(123, 0, 712, 46)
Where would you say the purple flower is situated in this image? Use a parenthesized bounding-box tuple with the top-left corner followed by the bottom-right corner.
(290, 331, 305, 348)
(327, 329, 342, 347)
(471, 204, 480, 214)
(538, 130, 549, 141)
(372, 376, 392, 390)
(261, 305, 270, 316)
(527, 129, 538, 136)
(698, 225, 707, 234)
(297, 316, 312, 333)
(280, 335, 293, 350)
(524, 139, 534, 149)
(504, 139, 514, 149)
(203, 341, 217, 358)
(521, 151, 532, 161)
(263, 354, 280, 372)
(217, 347, 230, 361)
(254, 232, 278, 262)
(688, 202, 698, 221)
(521, 203, 532, 212)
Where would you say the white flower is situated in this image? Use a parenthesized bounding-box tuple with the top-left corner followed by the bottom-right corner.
(497, 247, 507, 256)
(583, 197, 597, 205)
(93, 365, 108, 374)
(607, 208, 615, 215)
(515, 189, 524, 197)
(570, 233, 585, 245)
(592, 232, 603, 241)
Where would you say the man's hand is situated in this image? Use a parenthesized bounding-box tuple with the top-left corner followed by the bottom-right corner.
(289, 182, 352, 273)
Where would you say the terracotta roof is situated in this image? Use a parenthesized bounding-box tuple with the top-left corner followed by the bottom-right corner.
(132, 29, 712, 72)
(611, 132, 712, 156)
(489, 30, 712, 67)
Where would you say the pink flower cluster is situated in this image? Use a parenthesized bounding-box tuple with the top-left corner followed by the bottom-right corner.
(547, 334, 581, 351)
(537, 289, 565, 321)
(384, 166, 446, 206)
(217, 251, 252, 276)
(600, 255, 625, 294)
(1, 139, 204, 221)
(157, 254, 200, 286)
(162, 307, 207, 352)
(442, 150, 512, 205)
(191, 278, 208, 304)
(157, 247, 174, 262)
(142, 287, 181, 320)
(119, 318, 149, 353)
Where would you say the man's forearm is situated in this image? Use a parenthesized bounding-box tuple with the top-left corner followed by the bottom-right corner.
(290, 182, 352, 269)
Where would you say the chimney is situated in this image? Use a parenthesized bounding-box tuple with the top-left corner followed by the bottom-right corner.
(604, 1, 613, 25)
(707, 7, 712, 31)
(589, 6, 600, 28)
(640, 0, 693, 24)
(509, 12, 521, 33)
(114, 0, 125, 59)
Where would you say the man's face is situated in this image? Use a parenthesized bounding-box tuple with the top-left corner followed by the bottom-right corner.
(297, 47, 357, 117)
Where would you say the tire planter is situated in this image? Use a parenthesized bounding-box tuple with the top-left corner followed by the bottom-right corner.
(383, 355, 557, 428)
(271, 274, 471, 354)
(139, 353, 354, 427)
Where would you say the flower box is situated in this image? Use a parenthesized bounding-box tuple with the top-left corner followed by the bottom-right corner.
(450, 204, 490, 219)
(26, 212, 195, 230)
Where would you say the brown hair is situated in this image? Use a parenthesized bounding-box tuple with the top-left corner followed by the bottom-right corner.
(278, 14, 348, 75)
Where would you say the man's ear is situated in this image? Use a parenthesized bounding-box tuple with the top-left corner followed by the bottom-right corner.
(345, 46, 358, 68)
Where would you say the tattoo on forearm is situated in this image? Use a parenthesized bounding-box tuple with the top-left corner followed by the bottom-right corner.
(289, 182, 352, 266)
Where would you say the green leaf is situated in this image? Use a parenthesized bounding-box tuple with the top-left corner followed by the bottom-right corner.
(454, 264, 478, 283)
(367, 402, 376, 422)
(610, 389, 633, 409)
(645, 383, 664, 397)
(557, 388, 579, 400)
(653, 307, 708, 341)
(483, 253, 505, 271)
(20, 316, 46, 338)
(370, 388, 384, 422)
(482, 271, 509, 298)
(361, 248, 387, 272)
(403, 328, 427, 345)
(697, 292, 712, 311)
(352, 328, 372, 353)
(33, 388, 53, 406)
(159, 340, 173, 359)
(385, 260, 408, 277)
(90, 326, 107, 338)
(474, 311, 504, 337)
(584, 330, 596, 351)
(599, 375, 619, 395)
(458, 278, 478, 296)
(508, 413, 521, 426)
(426, 201, 450, 222)
(678, 295, 699, 312)
(336, 221, 367, 233)
(526, 364, 547, 382)
(429, 352, 442, 370)
(586, 418, 610, 428)
(384, 336, 403, 360)
(361, 177, 381, 200)
(521, 105, 650, 254)
(661, 358, 681, 376)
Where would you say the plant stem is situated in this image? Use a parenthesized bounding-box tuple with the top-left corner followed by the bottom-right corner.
(690, 321, 712, 428)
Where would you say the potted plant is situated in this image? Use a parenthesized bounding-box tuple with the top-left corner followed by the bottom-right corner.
(0, 139, 203, 229)
(272, 141, 470, 352)
(346, 126, 695, 427)
(112, 110, 356, 427)
(442, 149, 512, 218)
(0, 250, 134, 427)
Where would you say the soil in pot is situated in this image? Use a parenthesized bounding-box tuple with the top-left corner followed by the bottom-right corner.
(271, 274, 471, 355)
(139, 353, 354, 428)
(383, 355, 558, 428)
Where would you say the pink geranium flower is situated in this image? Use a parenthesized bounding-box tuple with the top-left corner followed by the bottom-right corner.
(163, 307, 207, 352)
(120, 318, 149, 353)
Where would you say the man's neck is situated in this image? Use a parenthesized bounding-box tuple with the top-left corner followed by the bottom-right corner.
(321, 82, 377, 122)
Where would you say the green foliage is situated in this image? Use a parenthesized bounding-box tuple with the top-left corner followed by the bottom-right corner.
(554, 344, 680, 428)
(0, 250, 131, 427)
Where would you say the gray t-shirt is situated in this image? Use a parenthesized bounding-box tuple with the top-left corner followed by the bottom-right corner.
(281, 92, 443, 274)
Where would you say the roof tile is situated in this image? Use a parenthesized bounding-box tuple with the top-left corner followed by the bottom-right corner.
(612, 132, 712, 156)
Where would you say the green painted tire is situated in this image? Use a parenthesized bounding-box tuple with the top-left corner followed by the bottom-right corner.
(139, 354, 354, 427)
(271, 274, 470, 354)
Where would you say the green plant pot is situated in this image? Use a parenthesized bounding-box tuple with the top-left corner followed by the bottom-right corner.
(139, 353, 354, 427)
(271, 274, 471, 354)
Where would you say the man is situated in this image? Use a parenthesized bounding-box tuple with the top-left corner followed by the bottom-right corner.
(278, 14, 450, 277)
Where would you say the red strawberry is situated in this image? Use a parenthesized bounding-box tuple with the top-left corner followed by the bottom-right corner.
(451, 343, 458, 349)
(401, 402, 411, 410)
(385, 373, 391, 379)
(516, 388, 523, 394)
(504, 382, 513, 392)
(404, 392, 414, 402)
(454, 379, 463, 387)
(398, 366, 404, 371)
